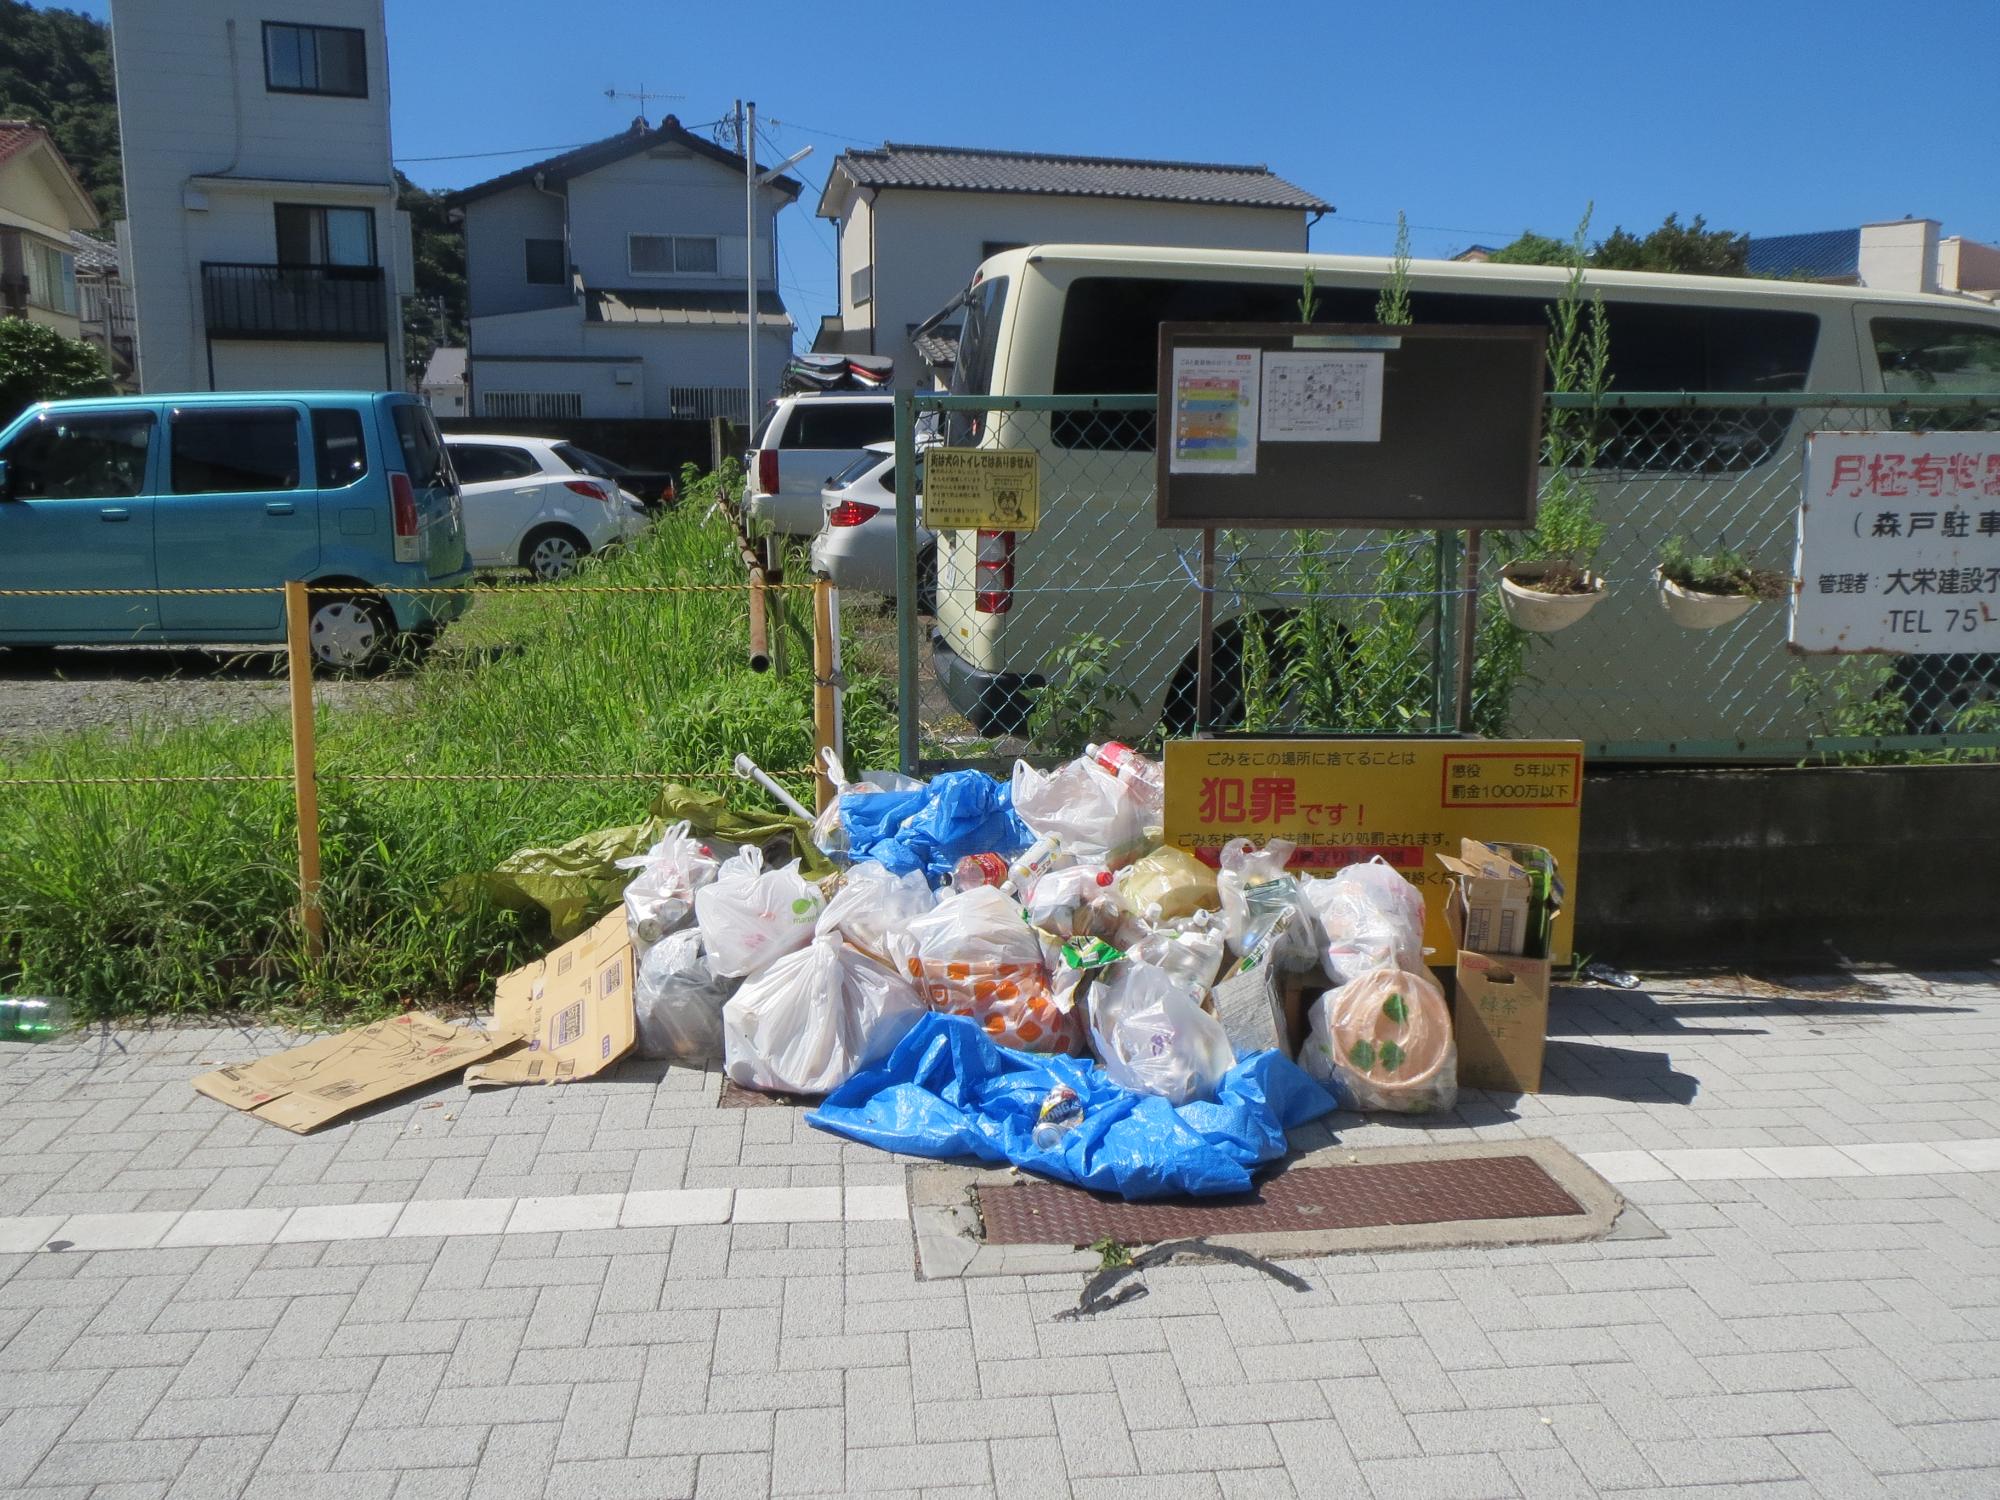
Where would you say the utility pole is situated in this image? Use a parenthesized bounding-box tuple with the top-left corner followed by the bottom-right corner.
(742, 99, 756, 431)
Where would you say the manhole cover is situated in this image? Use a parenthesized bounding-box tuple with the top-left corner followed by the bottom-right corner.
(975, 1153, 1585, 1246)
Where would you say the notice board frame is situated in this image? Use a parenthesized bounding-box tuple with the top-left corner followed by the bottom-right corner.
(1154, 322, 1547, 530)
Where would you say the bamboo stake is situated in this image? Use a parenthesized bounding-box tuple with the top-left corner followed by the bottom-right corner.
(283, 580, 324, 958)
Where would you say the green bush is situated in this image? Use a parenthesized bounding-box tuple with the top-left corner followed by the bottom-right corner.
(0, 317, 112, 428)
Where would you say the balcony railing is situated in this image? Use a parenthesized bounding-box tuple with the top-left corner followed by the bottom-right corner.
(201, 261, 386, 342)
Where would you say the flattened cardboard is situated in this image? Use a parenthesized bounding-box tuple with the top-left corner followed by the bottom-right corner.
(465, 909, 636, 1088)
(193, 1014, 521, 1134)
(1453, 949, 1552, 1093)
(1212, 963, 1287, 1058)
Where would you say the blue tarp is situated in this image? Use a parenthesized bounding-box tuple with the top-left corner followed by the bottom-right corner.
(840, 770, 1031, 887)
(806, 1013, 1339, 1200)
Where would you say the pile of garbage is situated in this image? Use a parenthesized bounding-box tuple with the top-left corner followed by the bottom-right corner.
(610, 742, 1462, 1198)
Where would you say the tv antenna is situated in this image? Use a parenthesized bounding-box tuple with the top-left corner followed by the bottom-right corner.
(604, 84, 683, 128)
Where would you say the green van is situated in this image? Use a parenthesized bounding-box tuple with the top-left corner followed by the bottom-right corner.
(0, 391, 470, 669)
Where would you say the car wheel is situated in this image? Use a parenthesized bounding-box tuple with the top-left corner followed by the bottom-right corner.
(521, 526, 588, 581)
(917, 543, 938, 616)
(307, 593, 395, 675)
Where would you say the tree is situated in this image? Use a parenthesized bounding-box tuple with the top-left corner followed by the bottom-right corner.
(0, 318, 113, 427)
(0, 2, 123, 221)
(1485, 213, 1749, 277)
(1485, 231, 1573, 267)
(397, 173, 468, 384)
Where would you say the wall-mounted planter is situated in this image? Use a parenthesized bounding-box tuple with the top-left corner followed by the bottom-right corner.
(1497, 562, 1608, 633)
(1655, 569, 1759, 630)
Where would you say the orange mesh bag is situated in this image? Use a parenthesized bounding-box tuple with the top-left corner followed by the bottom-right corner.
(891, 886, 1079, 1055)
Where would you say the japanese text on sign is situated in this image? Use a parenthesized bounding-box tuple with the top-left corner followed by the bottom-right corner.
(1163, 739, 1583, 962)
(921, 449, 1040, 532)
(1792, 432, 2000, 653)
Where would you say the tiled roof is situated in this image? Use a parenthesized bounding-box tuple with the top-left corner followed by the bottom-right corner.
(0, 120, 99, 226)
(447, 116, 801, 206)
(1747, 228, 1861, 281)
(829, 143, 1329, 212)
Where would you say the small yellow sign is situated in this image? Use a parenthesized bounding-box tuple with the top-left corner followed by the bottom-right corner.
(922, 448, 1039, 532)
(1162, 738, 1583, 962)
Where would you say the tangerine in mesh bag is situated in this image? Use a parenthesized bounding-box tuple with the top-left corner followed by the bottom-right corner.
(905, 956, 1079, 1053)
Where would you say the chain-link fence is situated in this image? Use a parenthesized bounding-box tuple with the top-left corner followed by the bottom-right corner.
(894, 390, 2000, 770)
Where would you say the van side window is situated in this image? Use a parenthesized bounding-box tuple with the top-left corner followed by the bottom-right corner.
(313, 409, 368, 488)
(1873, 320, 2000, 394)
(171, 408, 300, 494)
(783, 404, 893, 450)
(4, 412, 152, 499)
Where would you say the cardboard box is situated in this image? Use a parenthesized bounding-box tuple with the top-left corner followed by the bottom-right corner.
(466, 910, 637, 1088)
(1211, 962, 1287, 1058)
(193, 1014, 521, 1133)
(1452, 948, 1552, 1093)
(1435, 839, 1532, 956)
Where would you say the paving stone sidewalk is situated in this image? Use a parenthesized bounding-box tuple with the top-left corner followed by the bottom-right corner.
(0, 966, 1996, 1498)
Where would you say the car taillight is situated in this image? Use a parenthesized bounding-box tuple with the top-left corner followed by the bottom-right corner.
(828, 500, 880, 528)
(975, 529, 1014, 614)
(564, 479, 611, 503)
(390, 471, 423, 563)
(757, 449, 779, 495)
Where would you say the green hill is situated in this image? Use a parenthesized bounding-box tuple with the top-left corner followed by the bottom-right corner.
(0, 1, 122, 221)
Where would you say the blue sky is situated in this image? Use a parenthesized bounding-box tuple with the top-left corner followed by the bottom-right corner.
(50, 0, 2000, 351)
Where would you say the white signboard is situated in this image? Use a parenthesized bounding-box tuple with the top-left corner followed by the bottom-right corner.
(1791, 430, 2000, 654)
(1260, 351, 1384, 443)
(1168, 346, 1259, 475)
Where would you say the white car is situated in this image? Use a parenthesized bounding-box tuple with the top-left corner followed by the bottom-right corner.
(809, 441, 935, 606)
(743, 393, 894, 536)
(443, 434, 649, 579)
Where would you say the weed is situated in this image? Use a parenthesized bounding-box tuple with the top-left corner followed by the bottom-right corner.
(1089, 1236, 1134, 1270)
(1025, 634, 1140, 759)
(1657, 535, 1790, 599)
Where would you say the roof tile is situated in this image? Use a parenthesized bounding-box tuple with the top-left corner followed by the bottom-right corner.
(832, 142, 1328, 212)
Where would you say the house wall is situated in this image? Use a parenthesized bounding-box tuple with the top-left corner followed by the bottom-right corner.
(563, 148, 784, 291)
(1858, 219, 1940, 295)
(213, 338, 387, 390)
(0, 142, 97, 339)
(111, 0, 405, 392)
(462, 184, 566, 318)
(835, 188, 1311, 380)
(1939, 236, 2000, 295)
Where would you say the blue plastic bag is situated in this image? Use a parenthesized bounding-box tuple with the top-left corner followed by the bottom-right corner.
(806, 1013, 1338, 1200)
(840, 770, 1031, 886)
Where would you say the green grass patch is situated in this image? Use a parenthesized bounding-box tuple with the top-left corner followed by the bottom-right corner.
(0, 499, 896, 1022)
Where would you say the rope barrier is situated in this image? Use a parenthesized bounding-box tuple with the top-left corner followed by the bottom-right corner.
(0, 768, 818, 788)
(0, 582, 815, 597)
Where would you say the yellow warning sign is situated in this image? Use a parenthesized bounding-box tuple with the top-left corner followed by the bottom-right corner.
(922, 448, 1039, 531)
(1162, 738, 1583, 962)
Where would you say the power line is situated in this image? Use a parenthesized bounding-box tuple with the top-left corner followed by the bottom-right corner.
(394, 141, 598, 164)
(761, 116, 879, 148)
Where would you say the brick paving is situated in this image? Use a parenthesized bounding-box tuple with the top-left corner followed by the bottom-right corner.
(0, 967, 1994, 1497)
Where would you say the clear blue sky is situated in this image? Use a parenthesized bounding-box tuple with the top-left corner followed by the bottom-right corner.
(50, 0, 2000, 353)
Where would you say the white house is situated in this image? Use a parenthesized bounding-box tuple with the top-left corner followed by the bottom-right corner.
(814, 143, 1331, 381)
(110, 0, 411, 393)
(1749, 219, 2000, 302)
(0, 121, 98, 341)
(448, 117, 800, 422)
(420, 345, 466, 417)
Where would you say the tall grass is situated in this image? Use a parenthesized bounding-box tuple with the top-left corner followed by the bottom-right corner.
(0, 496, 895, 1021)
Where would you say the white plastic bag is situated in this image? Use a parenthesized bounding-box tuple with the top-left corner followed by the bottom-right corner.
(1087, 960, 1234, 1104)
(1010, 758, 1149, 870)
(1301, 966, 1457, 1114)
(721, 935, 926, 1094)
(1023, 864, 1121, 941)
(811, 750, 924, 858)
(817, 861, 935, 964)
(694, 846, 825, 978)
(1302, 858, 1428, 985)
(618, 821, 721, 946)
(892, 884, 1077, 1053)
(1216, 838, 1319, 974)
(634, 928, 736, 1062)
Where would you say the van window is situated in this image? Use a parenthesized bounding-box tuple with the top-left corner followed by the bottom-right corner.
(392, 404, 447, 486)
(782, 403, 893, 450)
(950, 277, 1011, 399)
(313, 409, 368, 488)
(4, 411, 152, 499)
(751, 402, 781, 447)
(170, 408, 299, 493)
(1873, 319, 2000, 394)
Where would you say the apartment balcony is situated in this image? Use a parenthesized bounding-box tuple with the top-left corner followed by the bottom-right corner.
(200, 261, 386, 342)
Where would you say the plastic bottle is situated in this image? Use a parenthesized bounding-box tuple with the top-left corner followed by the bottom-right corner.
(1086, 741, 1165, 805)
(1031, 1083, 1084, 1149)
(1138, 919, 1227, 997)
(0, 996, 70, 1041)
(1000, 834, 1066, 895)
(951, 853, 1009, 893)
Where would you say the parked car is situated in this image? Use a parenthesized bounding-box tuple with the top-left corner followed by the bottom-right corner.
(555, 444, 678, 508)
(0, 391, 469, 671)
(809, 441, 935, 607)
(742, 392, 893, 536)
(442, 434, 649, 578)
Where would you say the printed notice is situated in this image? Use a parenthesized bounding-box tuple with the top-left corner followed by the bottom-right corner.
(1169, 347, 1260, 475)
(922, 448, 1040, 531)
(1260, 350, 1384, 442)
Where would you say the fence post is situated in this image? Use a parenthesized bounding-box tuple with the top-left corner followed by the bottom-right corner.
(1455, 530, 1483, 734)
(283, 580, 325, 958)
(1433, 529, 1458, 731)
(893, 388, 919, 775)
(811, 576, 837, 814)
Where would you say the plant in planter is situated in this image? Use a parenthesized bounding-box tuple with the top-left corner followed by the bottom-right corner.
(1654, 535, 1791, 628)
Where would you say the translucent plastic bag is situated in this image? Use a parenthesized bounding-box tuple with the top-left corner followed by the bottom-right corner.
(1301, 966, 1457, 1114)
(694, 846, 825, 978)
(618, 821, 722, 946)
(1216, 838, 1319, 974)
(1117, 845, 1219, 922)
(1087, 960, 1234, 1105)
(1302, 858, 1428, 985)
(892, 885, 1078, 1053)
(817, 861, 934, 964)
(1010, 758, 1149, 870)
(811, 750, 925, 859)
(634, 928, 736, 1062)
(1023, 865, 1121, 942)
(722, 935, 927, 1095)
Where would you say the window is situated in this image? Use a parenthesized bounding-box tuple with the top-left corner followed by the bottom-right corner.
(392, 404, 448, 485)
(628, 234, 720, 275)
(829, 450, 885, 489)
(27, 244, 77, 315)
(483, 392, 584, 420)
(782, 402, 894, 450)
(3, 411, 151, 500)
(446, 443, 540, 484)
(670, 387, 747, 421)
(312, 408, 367, 489)
(170, 408, 299, 494)
(275, 204, 376, 267)
(1873, 319, 2000, 394)
(263, 22, 367, 97)
(525, 238, 565, 286)
(552, 444, 627, 480)
(849, 265, 873, 307)
(944, 275, 1010, 445)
